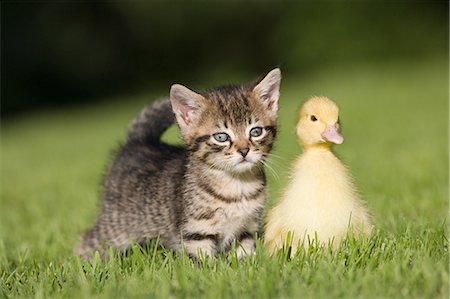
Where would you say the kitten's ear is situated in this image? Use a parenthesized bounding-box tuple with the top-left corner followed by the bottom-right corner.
(170, 84, 205, 127)
(253, 68, 281, 115)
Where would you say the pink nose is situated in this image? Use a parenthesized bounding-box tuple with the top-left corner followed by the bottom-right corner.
(322, 125, 344, 144)
(238, 148, 249, 157)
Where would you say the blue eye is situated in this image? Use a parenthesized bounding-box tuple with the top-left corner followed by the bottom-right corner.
(249, 127, 263, 137)
(213, 132, 230, 142)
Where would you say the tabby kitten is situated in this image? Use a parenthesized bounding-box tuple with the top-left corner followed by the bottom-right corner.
(76, 68, 281, 258)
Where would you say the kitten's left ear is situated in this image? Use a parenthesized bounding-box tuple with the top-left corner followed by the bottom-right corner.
(253, 68, 281, 115)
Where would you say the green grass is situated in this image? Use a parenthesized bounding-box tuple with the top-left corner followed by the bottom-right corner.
(1, 59, 448, 298)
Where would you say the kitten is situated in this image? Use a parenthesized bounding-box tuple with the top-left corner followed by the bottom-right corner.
(76, 69, 281, 259)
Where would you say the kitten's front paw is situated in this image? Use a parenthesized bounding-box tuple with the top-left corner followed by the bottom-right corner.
(183, 239, 217, 259)
(235, 239, 256, 259)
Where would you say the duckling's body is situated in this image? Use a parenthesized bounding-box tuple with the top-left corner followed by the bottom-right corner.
(265, 96, 372, 255)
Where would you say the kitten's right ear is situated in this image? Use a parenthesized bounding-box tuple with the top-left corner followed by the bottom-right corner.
(170, 84, 204, 128)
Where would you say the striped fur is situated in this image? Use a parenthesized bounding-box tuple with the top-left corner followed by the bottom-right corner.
(76, 69, 281, 258)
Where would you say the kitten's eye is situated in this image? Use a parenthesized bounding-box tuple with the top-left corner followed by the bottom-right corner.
(249, 127, 263, 137)
(213, 132, 230, 142)
(310, 115, 318, 122)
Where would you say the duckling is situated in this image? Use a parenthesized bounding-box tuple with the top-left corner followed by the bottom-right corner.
(265, 96, 372, 255)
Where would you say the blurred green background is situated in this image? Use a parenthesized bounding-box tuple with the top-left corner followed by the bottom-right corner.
(2, 1, 447, 115)
(1, 2, 448, 298)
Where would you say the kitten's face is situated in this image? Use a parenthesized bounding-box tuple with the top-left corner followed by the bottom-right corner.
(170, 69, 281, 174)
(191, 91, 277, 173)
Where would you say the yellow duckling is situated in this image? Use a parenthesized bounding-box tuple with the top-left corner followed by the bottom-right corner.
(265, 96, 372, 255)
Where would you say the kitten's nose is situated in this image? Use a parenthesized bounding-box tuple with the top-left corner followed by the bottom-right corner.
(238, 148, 249, 157)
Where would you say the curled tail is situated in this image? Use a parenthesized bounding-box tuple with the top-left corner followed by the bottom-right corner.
(127, 99, 175, 143)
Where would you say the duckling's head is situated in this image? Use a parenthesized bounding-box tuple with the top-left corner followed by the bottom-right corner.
(297, 96, 343, 148)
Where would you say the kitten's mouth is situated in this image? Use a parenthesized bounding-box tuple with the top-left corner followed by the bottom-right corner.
(238, 157, 253, 164)
(233, 158, 255, 172)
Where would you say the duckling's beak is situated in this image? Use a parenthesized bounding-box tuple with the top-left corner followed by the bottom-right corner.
(322, 125, 344, 144)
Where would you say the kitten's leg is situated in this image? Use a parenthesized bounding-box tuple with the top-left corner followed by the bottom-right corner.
(76, 229, 107, 259)
(76, 224, 133, 259)
(235, 231, 256, 259)
(182, 233, 218, 258)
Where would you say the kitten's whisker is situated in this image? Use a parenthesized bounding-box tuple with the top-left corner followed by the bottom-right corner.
(263, 152, 286, 162)
(203, 162, 223, 179)
(260, 160, 280, 181)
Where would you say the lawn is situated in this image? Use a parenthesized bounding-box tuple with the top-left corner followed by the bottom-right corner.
(1, 59, 448, 298)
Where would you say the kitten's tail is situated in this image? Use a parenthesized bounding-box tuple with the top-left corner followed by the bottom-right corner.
(127, 99, 175, 144)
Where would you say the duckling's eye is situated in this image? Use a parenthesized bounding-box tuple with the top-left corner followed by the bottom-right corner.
(213, 132, 230, 142)
(249, 127, 263, 137)
(311, 115, 318, 122)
